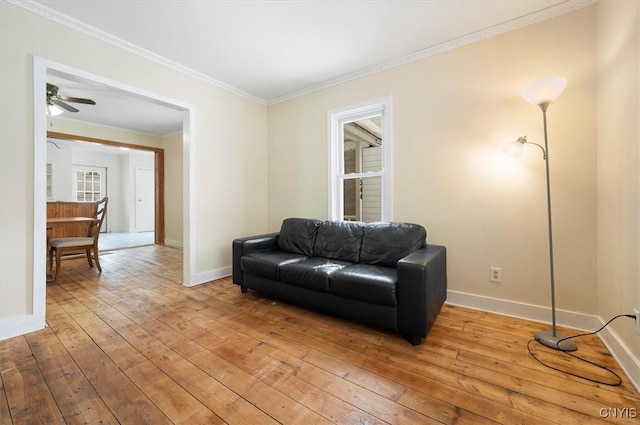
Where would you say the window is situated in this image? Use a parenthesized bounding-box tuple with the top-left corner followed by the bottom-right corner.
(328, 98, 391, 222)
(73, 165, 106, 202)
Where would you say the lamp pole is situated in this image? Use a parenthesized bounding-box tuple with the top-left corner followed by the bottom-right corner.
(541, 103, 557, 336)
(534, 102, 577, 352)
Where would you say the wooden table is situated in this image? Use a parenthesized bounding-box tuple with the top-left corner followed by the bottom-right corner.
(47, 216, 97, 228)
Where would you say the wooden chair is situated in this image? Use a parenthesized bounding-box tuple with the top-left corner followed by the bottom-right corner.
(49, 197, 108, 280)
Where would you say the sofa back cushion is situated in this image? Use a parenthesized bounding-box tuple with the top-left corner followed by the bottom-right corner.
(313, 221, 364, 263)
(359, 222, 426, 267)
(277, 218, 320, 256)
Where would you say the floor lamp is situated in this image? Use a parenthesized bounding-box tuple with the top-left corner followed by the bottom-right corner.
(508, 76, 577, 352)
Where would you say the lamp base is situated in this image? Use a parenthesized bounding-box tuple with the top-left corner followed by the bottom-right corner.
(534, 330, 578, 352)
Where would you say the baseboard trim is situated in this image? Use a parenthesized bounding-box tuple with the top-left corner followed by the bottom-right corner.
(186, 266, 231, 287)
(163, 239, 184, 249)
(0, 314, 46, 341)
(447, 290, 640, 393)
(597, 325, 640, 393)
(446, 290, 600, 330)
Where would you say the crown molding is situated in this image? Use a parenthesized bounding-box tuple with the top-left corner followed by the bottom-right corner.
(9, 0, 596, 107)
(7, 0, 267, 106)
(266, 0, 597, 105)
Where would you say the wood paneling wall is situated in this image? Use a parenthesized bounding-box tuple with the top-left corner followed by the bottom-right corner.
(47, 201, 96, 238)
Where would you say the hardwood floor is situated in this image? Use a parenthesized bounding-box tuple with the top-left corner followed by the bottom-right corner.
(1, 245, 638, 424)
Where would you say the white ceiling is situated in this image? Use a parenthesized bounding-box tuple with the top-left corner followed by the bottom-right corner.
(26, 0, 591, 137)
(47, 71, 185, 137)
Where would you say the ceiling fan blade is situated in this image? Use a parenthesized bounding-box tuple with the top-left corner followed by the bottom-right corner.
(53, 99, 79, 113)
(58, 95, 96, 105)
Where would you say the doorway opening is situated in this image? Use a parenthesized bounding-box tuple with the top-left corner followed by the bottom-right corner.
(48, 131, 165, 250)
(32, 57, 196, 334)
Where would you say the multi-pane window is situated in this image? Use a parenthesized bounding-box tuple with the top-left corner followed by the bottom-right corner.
(341, 117, 383, 222)
(328, 98, 391, 222)
(76, 171, 102, 201)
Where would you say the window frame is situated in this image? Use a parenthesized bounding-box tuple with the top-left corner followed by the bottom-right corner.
(72, 165, 107, 202)
(327, 97, 392, 222)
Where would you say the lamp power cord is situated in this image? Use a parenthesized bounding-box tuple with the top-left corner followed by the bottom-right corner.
(527, 314, 636, 386)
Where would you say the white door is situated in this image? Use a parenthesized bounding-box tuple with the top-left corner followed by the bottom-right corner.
(135, 167, 155, 232)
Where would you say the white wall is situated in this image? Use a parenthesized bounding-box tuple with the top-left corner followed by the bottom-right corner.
(596, 0, 640, 384)
(46, 140, 72, 201)
(164, 131, 184, 246)
(0, 2, 268, 335)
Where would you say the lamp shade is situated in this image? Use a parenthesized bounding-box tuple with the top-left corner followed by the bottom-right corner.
(521, 76, 567, 106)
(506, 139, 524, 156)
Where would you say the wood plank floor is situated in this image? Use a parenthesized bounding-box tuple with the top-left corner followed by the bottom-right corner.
(1, 245, 638, 424)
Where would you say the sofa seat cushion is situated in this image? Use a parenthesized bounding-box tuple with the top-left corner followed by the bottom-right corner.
(330, 264, 398, 307)
(360, 222, 426, 267)
(241, 251, 309, 280)
(280, 257, 352, 292)
(313, 221, 364, 263)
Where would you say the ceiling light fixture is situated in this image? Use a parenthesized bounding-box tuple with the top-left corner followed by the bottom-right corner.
(47, 103, 64, 116)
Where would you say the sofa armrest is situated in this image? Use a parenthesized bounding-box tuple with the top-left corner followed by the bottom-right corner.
(396, 244, 447, 343)
(232, 232, 280, 285)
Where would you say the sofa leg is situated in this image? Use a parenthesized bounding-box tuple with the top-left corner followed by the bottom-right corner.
(406, 335, 422, 346)
(241, 285, 248, 293)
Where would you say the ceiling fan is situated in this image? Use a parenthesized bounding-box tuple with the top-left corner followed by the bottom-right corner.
(46, 83, 96, 114)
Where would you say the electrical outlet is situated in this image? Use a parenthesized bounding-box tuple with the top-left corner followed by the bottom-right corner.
(634, 309, 640, 335)
(490, 267, 502, 283)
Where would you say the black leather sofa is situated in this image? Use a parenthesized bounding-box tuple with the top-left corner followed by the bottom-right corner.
(232, 218, 447, 345)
